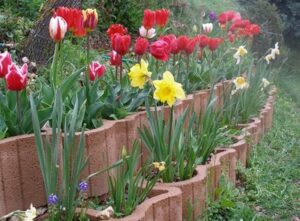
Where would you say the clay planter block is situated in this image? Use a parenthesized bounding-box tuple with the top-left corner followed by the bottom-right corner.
(83, 121, 115, 197)
(156, 165, 207, 220)
(229, 137, 248, 167)
(83, 186, 182, 221)
(214, 83, 224, 110)
(196, 89, 210, 118)
(182, 94, 194, 128)
(206, 148, 237, 198)
(0, 133, 49, 216)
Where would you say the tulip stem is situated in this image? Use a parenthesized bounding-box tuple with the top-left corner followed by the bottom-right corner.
(16, 91, 21, 134)
(120, 58, 123, 83)
(115, 66, 118, 81)
(177, 53, 182, 82)
(173, 54, 176, 66)
(86, 33, 90, 63)
(51, 42, 60, 88)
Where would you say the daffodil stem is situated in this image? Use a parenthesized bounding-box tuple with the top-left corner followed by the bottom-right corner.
(168, 106, 174, 152)
(16, 91, 21, 133)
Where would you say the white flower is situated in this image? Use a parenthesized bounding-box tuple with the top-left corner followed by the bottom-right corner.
(233, 76, 249, 90)
(265, 42, 280, 64)
(202, 23, 213, 33)
(139, 26, 156, 39)
(262, 78, 270, 88)
(23, 204, 37, 221)
(233, 46, 248, 65)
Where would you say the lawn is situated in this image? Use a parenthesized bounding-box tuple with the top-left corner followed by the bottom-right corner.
(204, 74, 300, 220)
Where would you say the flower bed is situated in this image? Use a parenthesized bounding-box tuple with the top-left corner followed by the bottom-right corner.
(83, 186, 182, 221)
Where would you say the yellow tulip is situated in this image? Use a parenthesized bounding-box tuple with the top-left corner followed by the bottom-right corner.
(153, 71, 185, 107)
(128, 59, 152, 89)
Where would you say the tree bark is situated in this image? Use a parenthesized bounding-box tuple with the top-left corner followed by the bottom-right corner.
(23, 0, 82, 65)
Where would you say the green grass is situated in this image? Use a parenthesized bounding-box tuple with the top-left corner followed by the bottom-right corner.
(203, 85, 300, 220)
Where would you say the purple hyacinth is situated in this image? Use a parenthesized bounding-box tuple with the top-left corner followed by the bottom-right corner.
(48, 193, 59, 205)
(208, 11, 218, 22)
(78, 181, 89, 192)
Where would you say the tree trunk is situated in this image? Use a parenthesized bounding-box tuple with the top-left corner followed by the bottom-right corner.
(23, 0, 82, 65)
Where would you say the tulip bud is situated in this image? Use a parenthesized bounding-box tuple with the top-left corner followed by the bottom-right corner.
(89, 61, 106, 81)
(142, 9, 156, 30)
(0, 51, 12, 78)
(5, 63, 28, 91)
(134, 37, 149, 55)
(192, 25, 198, 33)
(112, 34, 131, 56)
(155, 9, 170, 28)
(82, 8, 98, 32)
(109, 51, 122, 66)
(150, 40, 170, 62)
(177, 35, 189, 52)
(49, 16, 68, 42)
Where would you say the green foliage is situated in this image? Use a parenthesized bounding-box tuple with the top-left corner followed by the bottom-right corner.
(139, 102, 197, 182)
(30, 90, 88, 221)
(0, 89, 51, 137)
(202, 175, 258, 221)
(0, 0, 44, 43)
(107, 143, 162, 217)
(194, 97, 231, 164)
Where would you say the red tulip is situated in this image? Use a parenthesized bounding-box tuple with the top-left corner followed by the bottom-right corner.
(155, 9, 170, 28)
(247, 24, 261, 36)
(197, 35, 209, 49)
(207, 37, 223, 51)
(70, 9, 86, 37)
(82, 9, 98, 32)
(134, 37, 149, 55)
(142, 9, 156, 29)
(112, 34, 131, 56)
(184, 38, 197, 54)
(89, 61, 106, 81)
(5, 63, 28, 91)
(0, 51, 12, 78)
(109, 51, 122, 66)
(218, 10, 237, 24)
(49, 16, 68, 42)
(107, 24, 128, 39)
(159, 35, 179, 55)
(55, 7, 86, 37)
(228, 31, 235, 43)
(150, 40, 170, 62)
(55, 7, 72, 30)
(177, 35, 189, 52)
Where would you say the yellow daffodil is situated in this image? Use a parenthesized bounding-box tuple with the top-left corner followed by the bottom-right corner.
(128, 59, 152, 89)
(153, 71, 185, 107)
(153, 161, 166, 171)
(233, 76, 249, 90)
(233, 46, 248, 65)
(24, 204, 37, 221)
(262, 78, 270, 88)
